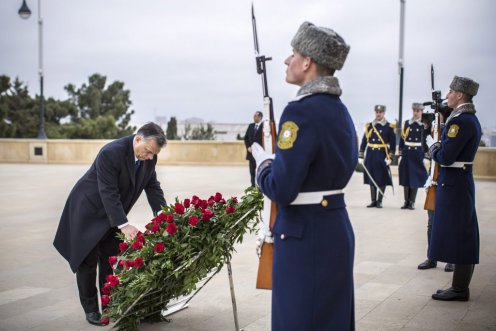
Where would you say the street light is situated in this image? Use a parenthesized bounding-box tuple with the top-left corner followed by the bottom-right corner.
(18, 0, 47, 139)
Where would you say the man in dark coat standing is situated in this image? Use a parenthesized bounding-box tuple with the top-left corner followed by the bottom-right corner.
(53, 122, 167, 325)
(253, 22, 356, 330)
(427, 76, 481, 301)
(244, 111, 264, 187)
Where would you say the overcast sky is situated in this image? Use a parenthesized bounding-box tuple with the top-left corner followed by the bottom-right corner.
(1, 0, 495, 133)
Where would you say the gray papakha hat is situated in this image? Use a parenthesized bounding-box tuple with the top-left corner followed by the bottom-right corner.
(412, 102, 424, 110)
(291, 21, 350, 71)
(449, 76, 479, 96)
(374, 105, 386, 112)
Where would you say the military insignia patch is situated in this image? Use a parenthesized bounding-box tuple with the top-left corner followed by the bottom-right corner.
(277, 121, 299, 150)
(447, 124, 460, 138)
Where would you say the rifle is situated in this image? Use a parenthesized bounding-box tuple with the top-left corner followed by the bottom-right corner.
(251, 3, 278, 290)
(424, 65, 441, 211)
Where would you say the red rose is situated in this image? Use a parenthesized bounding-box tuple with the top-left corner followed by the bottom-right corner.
(101, 295, 110, 307)
(136, 232, 145, 243)
(134, 257, 144, 267)
(214, 192, 223, 202)
(157, 212, 167, 222)
(132, 241, 143, 250)
(174, 203, 185, 214)
(202, 209, 215, 221)
(166, 223, 178, 235)
(184, 198, 191, 208)
(188, 215, 200, 227)
(118, 242, 129, 251)
(154, 242, 165, 253)
(165, 213, 174, 223)
(100, 317, 109, 325)
(151, 224, 161, 233)
(219, 198, 226, 204)
(208, 197, 215, 206)
(231, 197, 238, 204)
(226, 206, 235, 214)
(126, 260, 136, 268)
(200, 199, 208, 209)
(108, 256, 118, 266)
(101, 284, 111, 295)
(191, 195, 200, 206)
(105, 275, 119, 287)
(119, 260, 126, 269)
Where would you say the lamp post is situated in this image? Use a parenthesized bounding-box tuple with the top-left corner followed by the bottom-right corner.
(18, 0, 47, 139)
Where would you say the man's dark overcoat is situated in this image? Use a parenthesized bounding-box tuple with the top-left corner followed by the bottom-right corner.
(54, 135, 166, 272)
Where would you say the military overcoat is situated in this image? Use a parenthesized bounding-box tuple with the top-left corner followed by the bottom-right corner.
(398, 120, 428, 187)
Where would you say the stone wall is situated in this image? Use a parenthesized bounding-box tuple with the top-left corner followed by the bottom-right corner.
(1, 139, 495, 178)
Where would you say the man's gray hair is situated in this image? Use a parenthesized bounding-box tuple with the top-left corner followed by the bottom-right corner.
(137, 122, 167, 147)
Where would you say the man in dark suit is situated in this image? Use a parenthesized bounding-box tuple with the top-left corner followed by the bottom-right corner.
(244, 111, 264, 186)
(53, 122, 167, 326)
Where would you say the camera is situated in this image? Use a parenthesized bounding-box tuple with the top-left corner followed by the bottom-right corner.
(422, 90, 453, 126)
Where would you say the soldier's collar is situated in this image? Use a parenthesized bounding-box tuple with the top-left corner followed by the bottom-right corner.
(446, 103, 476, 125)
(372, 118, 388, 126)
(295, 76, 342, 99)
(408, 117, 422, 125)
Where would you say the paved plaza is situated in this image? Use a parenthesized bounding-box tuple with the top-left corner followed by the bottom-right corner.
(0, 163, 495, 331)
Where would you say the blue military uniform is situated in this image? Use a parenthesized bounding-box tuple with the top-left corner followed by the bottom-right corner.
(359, 114, 396, 207)
(398, 118, 428, 209)
(428, 106, 481, 264)
(257, 77, 357, 331)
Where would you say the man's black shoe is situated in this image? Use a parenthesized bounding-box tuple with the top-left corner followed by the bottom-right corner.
(401, 201, 409, 209)
(366, 202, 377, 208)
(418, 259, 437, 270)
(432, 287, 469, 301)
(407, 202, 415, 210)
(85, 312, 108, 326)
(445, 263, 454, 272)
(376, 201, 383, 208)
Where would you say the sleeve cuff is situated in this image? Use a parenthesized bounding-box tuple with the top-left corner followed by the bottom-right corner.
(117, 222, 129, 229)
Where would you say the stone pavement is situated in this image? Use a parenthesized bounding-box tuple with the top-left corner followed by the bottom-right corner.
(0, 163, 494, 331)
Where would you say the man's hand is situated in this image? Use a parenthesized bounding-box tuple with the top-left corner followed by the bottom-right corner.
(247, 147, 252, 153)
(385, 158, 391, 166)
(121, 224, 139, 241)
(251, 143, 274, 169)
(358, 158, 364, 165)
(426, 135, 437, 148)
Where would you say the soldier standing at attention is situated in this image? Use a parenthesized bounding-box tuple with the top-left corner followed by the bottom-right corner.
(426, 76, 481, 301)
(398, 103, 429, 209)
(359, 105, 396, 208)
(252, 22, 356, 330)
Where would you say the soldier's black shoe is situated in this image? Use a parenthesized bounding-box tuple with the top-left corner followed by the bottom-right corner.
(401, 201, 409, 209)
(85, 312, 108, 326)
(407, 201, 415, 210)
(376, 201, 383, 208)
(445, 263, 454, 272)
(367, 201, 377, 208)
(432, 287, 469, 301)
(418, 259, 437, 270)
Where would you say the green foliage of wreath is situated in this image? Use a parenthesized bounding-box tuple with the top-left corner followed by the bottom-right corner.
(102, 186, 263, 330)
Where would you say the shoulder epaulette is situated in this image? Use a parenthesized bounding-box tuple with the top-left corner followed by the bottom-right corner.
(389, 123, 396, 129)
(365, 122, 371, 129)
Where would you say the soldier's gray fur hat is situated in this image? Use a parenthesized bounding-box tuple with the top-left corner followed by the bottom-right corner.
(449, 76, 479, 96)
(291, 22, 350, 71)
(374, 105, 386, 112)
(412, 103, 424, 110)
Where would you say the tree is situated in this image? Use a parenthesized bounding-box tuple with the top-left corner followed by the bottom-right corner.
(183, 123, 216, 140)
(63, 73, 135, 138)
(166, 116, 179, 140)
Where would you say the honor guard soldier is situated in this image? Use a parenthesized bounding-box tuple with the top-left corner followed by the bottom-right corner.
(426, 76, 481, 301)
(359, 105, 396, 208)
(252, 22, 356, 330)
(398, 103, 429, 209)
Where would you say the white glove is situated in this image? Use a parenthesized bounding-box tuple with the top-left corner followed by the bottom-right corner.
(426, 135, 437, 148)
(384, 158, 391, 166)
(358, 158, 364, 165)
(398, 156, 402, 164)
(423, 158, 430, 169)
(424, 176, 433, 189)
(251, 142, 274, 169)
(256, 223, 274, 258)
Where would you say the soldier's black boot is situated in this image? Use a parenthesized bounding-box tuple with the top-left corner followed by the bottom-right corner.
(401, 187, 409, 209)
(367, 186, 377, 208)
(376, 187, 385, 208)
(433, 264, 474, 301)
(407, 188, 418, 210)
(418, 259, 437, 269)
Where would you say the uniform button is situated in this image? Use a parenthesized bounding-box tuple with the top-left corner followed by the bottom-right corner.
(321, 199, 328, 207)
(442, 184, 445, 187)
(280, 234, 285, 240)
(408, 147, 411, 150)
